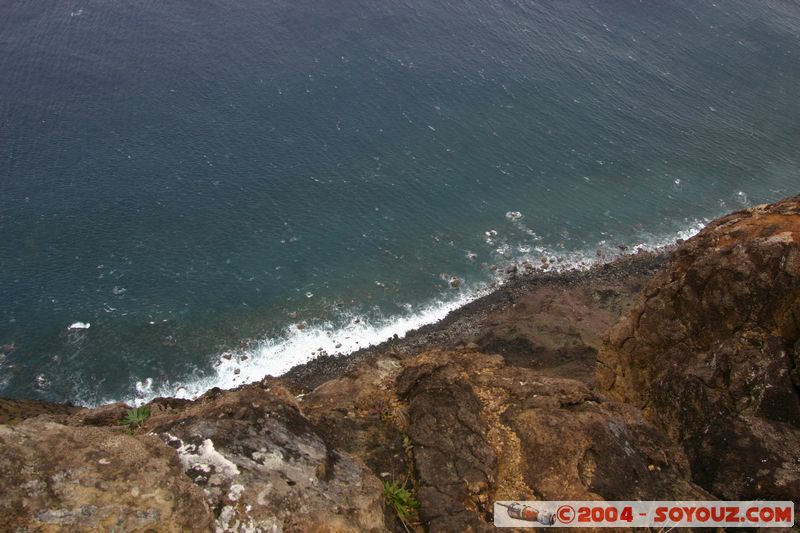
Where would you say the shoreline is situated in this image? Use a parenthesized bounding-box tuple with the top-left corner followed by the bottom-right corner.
(282, 248, 669, 392)
(0, 245, 668, 416)
(2, 197, 797, 531)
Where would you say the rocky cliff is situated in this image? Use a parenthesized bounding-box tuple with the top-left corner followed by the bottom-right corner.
(598, 195, 800, 502)
(1, 195, 798, 532)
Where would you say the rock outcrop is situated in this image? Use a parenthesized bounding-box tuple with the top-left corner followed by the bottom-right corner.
(598, 195, 800, 501)
(2, 196, 800, 531)
(0, 397, 81, 425)
(304, 349, 708, 532)
(0, 419, 213, 532)
(283, 252, 666, 391)
(147, 380, 387, 533)
(0, 381, 387, 533)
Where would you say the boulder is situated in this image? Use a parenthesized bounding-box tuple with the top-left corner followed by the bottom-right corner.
(598, 195, 800, 500)
(148, 379, 387, 533)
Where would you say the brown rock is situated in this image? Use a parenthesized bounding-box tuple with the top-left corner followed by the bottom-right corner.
(471, 271, 650, 385)
(70, 402, 130, 427)
(396, 355, 497, 532)
(303, 356, 411, 530)
(0, 419, 212, 532)
(392, 350, 705, 531)
(598, 195, 800, 501)
(0, 397, 81, 425)
(149, 380, 387, 532)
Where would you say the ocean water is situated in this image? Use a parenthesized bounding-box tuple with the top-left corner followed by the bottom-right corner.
(1, 0, 798, 405)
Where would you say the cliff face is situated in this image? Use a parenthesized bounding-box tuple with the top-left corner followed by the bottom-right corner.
(1, 196, 798, 532)
(598, 195, 800, 501)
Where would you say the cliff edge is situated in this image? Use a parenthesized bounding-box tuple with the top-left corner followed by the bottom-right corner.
(598, 195, 800, 501)
(1, 195, 798, 532)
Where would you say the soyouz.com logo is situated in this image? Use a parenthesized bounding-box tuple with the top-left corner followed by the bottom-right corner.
(493, 501, 795, 528)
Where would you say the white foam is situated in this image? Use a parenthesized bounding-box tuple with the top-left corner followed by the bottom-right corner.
(101, 217, 710, 408)
(492, 219, 707, 276)
(121, 288, 484, 406)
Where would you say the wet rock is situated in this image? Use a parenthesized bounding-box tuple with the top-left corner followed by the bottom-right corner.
(598, 195, 800, 501)
(0, 419, 212, 532)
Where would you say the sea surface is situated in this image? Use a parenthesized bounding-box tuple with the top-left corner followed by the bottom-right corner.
(1, 0, 799, 405)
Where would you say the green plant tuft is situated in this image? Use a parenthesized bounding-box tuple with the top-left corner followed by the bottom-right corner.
(383, 480, 419, 521)
(119, 406, 150, 432)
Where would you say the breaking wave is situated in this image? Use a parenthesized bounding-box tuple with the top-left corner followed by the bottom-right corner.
(104, 216, 710, 408)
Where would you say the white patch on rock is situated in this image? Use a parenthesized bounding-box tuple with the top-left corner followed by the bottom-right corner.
(256, 484, 274, 505)
(227, 483, 245, 502)
(215, 504, 268, 533)
(216, 505, 237, 532)
(165, 433, 240, 478)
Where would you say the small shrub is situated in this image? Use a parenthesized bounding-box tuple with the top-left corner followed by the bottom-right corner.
(119, 406, 150, 433)
(383, 479, 419, 521)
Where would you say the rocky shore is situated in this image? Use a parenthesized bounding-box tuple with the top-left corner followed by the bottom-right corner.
(1, 195, 798, 532)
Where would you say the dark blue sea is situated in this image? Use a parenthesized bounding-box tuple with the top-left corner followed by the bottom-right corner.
(1, 0, 799, 405)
